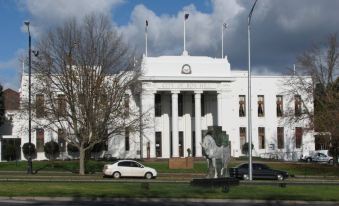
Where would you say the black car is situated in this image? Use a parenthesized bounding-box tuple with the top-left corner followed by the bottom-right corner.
(229, 163, 288, 181)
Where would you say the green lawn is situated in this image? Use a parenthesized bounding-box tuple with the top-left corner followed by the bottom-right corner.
(0, 159, 338, 177)
(0, 182, 338, 201)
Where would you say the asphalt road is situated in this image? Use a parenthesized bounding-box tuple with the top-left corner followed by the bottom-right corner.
(0, 198, 338, 206)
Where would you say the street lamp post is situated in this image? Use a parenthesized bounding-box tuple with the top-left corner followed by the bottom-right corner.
(24, 21, 33, 174)
(247, 0, 258, 181)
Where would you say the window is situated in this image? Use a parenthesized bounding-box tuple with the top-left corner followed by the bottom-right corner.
(192, 131, 196, 157)
(178, 94, 183, 117)
(179, 131, 184, 157)
(276, 95, 283, 117)
(58, 129, 66, 152)
(36, 128, 44, 152)
(277, 127, 284, 149)
(192, 94, 195, 117)
(295, 127, 302, 148)
(239, 95, 246, 117)
(125, 127, 130, 151)
(201, 94, 205, 116)
(315, 135, 331, 150)
(155, 132, 162, 157)
(295, 95, 302, 116)
(124, 94, 129, 117)
(170, 132, 173, 157)
(155, 93, 161, 117)
(35, 94, 45, 118)
(258, 95, 264, 117)
(57, 94, 66, 117)
(258, 127, 265, 149)
(118, 161, 130, 167)
(240, 127, 246, 153)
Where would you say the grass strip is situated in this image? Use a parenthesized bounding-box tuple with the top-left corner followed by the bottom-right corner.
(1, 160, 338, 177)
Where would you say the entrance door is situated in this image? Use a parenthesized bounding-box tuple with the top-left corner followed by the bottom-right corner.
(192, 131, 196, 157)
(179, 131, 183, 157)
(155, 132, 162, 157)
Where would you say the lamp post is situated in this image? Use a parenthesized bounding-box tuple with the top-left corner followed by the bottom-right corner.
(24, 21, 33, 174)
(247, 0, 258, 181)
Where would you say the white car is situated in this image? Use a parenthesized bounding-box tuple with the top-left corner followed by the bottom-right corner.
(103, 160, 157, 179)
(302, 151, 334, 164)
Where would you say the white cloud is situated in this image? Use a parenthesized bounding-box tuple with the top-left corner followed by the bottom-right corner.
(18, 0, 339, 76)
(0, 48, 25, 90)
(22, 0, 124, 37)
(119, 0, 244, 57)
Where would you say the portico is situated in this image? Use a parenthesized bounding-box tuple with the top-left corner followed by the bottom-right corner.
(141, 81, 231, 158)
(139, 55, 233, 159)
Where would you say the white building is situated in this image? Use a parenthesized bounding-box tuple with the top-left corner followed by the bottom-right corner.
(1, 54, 315, 161)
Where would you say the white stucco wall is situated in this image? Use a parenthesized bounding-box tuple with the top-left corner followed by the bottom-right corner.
(2, 55, 314, 162)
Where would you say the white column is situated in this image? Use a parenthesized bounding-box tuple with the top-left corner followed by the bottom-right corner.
(217, 92, 222, 126)
(141, 90, 156, 158)
(194, 91, 203, 157)
(171, 91, 179, 157)
(162, 93, 171, 158)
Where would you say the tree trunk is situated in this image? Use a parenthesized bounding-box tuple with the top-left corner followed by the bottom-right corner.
(79, 146, 86, 175)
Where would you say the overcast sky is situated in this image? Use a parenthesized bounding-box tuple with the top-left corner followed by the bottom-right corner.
(1, 0, 338, 90)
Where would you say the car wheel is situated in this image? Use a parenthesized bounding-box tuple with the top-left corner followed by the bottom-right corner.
(306, 158, 312, 163)
(113, 172, 121, 179)
(329, 159, 334, 165)
(277, 174, 284, 181)
(243, 174, 250, 181)
(145, 172, 153, 180)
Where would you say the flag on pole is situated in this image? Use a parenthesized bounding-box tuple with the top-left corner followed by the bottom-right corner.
(145, 20, 148, 32)
(185, 13, 189, 20)
(223, 23, 228, 29)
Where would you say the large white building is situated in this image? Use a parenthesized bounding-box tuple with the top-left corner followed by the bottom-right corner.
(0, 54, 315, 161)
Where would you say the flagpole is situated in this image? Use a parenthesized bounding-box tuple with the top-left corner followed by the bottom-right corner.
(145, 20, 148, 57)
(184, 15, 186, 53)
(248, 0, 258, 182)
(222, 24, 224, 58)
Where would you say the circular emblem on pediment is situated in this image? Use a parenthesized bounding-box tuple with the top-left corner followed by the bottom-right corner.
(181, 64, 191, 74)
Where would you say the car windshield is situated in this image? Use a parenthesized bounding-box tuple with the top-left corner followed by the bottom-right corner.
(238, 164, 248, 168)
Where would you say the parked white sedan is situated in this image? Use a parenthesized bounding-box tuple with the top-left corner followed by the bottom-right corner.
(103, 160, 157, 179)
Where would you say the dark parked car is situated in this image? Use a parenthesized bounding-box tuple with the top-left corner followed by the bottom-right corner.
(229, 163, 288, 181)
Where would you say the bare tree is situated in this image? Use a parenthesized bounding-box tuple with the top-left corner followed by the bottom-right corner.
(283, 34, 339, 166)
(23, 15, 144, 175)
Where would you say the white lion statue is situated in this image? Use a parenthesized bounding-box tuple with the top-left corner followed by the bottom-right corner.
(201, 134, 231, 178)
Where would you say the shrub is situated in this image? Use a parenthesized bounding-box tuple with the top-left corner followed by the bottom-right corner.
(44, 141, 60, 161)
(22, 143, 37, 160)
(242, 142, 254, 156)
(67, 144, 79, 153)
